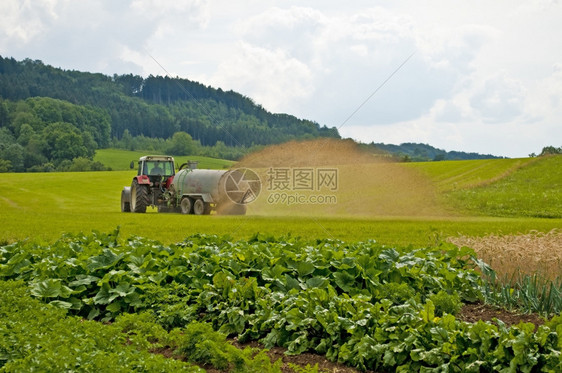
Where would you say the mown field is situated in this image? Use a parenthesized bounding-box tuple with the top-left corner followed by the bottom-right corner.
(1, 151, 561, 372)
(0, 161, 560, 246)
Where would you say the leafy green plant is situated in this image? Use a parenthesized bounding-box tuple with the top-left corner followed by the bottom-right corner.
(288, 363, 324, 373)
(0, 280, 203, 372)
(429, 290, 462, 316)
(1, 231, 561, 372)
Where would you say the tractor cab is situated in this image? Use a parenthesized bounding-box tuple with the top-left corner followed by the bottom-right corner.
(136, 155, 175, 186)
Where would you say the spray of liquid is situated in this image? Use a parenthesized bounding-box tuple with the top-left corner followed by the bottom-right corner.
(234, 138, 452, 218)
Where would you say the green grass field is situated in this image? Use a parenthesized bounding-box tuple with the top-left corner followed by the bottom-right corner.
(1, 154, 560, 246)
(446, 155, 562, 218)
(406, 157, 537, 191)
(405, 156, 562, 219)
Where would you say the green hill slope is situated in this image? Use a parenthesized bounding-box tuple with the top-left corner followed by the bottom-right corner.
(407, 157, 536, 191)
(409, 156, 561, 218)
(442, 156, 562, 218)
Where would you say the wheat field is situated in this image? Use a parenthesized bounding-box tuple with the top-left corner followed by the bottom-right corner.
(449, 229, 562, 280)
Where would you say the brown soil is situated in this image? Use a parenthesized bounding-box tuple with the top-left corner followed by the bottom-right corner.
(226, 340, 374, 373)
(457, 302, 545, 330)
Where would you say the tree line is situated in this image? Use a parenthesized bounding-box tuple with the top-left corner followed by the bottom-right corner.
(0, 97, 111, 172)
(0, 56, 339, 165)
(365, 142, 503, 162)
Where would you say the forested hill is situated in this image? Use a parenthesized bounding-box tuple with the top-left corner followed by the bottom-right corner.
(0, 56, 339, 147)
(368, 142, 503, 161)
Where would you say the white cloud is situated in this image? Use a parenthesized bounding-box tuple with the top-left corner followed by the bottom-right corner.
(469, 73, 526, 124)
(211, 42, 314, 111)
(0, 0, 60, 44)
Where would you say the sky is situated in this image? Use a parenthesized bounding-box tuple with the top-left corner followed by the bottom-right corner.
(1, 0, 561, 158)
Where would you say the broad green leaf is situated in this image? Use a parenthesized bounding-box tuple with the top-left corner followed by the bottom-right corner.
(68, 275, 100, 287)
(421, 300, 435, 323)
(110, 282, 134, 297)
(49, 300, 73, 309)
(284, 274, 300, 291)
(262, 264, 288, 281)
(106, 302, 123, 313)
(30, 279, 62, 298)
(305, 276, 327, 289)
(87, 307, 100, 320)
(124, 291, 143, 307)
(87, 249, 123, 272)
(296, 261, 315, 277)
(333, 271, 356, 293)
(93, 286, 110, 305)
(148, 272, 166, 284)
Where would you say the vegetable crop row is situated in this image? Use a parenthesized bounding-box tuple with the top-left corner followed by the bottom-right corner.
(1, 229, 561, 372)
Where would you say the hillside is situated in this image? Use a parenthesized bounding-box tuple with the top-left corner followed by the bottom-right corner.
(444, 155, 562, 218)
(0, 56, 339, 147)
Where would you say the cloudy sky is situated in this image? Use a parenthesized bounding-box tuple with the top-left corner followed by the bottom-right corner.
(1, 0, 561, 157)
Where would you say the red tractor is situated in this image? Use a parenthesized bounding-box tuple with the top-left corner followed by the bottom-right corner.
(121, 155, 258, 214)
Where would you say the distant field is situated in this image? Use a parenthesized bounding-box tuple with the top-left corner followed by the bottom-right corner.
(407, 157, 536, 191)
(94, 149, 235, 170)
(443, 156, 561, 218)
(1, 155, 560, 246)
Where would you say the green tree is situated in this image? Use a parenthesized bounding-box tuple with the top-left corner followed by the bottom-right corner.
(0, 158, 12, 172)
(121, 129, 133, 150)
(17, 123, 35, 146)
(42, 122, 90, 164)
(0, 99, 8, 127)
(166, 131, 196, 155)
(0, 127, 15, 144)
(540, 146, 562, 156)
(0, 143, 24, 171)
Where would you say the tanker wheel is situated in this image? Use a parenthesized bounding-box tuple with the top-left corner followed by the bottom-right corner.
(131, 180, 149, 213)
(180, 197, 193, 214)
(193, 198, 205, 215)
(121, 190, 131, 212)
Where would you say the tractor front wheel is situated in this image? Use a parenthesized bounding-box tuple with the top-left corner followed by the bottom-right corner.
(131, 179, 149, 213)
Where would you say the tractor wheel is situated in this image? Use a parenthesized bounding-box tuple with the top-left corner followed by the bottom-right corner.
(121, 189, 131, 212)
(180, 197, 193, 214)
(193, 198, 205, 215)
(131, 179, 149, 213)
